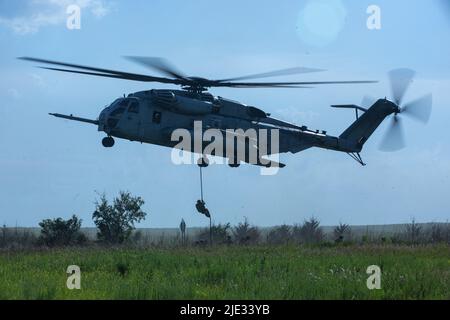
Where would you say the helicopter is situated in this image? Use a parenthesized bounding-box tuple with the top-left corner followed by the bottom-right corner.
(19, 57, 432, 168)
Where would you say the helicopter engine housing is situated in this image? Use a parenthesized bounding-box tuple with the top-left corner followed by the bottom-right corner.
(151, 90, 213, 115)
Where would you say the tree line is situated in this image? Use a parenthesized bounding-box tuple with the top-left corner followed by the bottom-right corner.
(1, 191, 449, 249)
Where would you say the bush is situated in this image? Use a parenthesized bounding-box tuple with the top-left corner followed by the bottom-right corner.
(0, 225, 37, 249)
(266, 225, 292, 245)
(405, 219, 422, 244)
(38, 215, 86, 247)
(197, 223, 231, 245)
(333, 223, 352, 243)
(233, 218, 261, 245)
(429, 224, 450, 244)
(293, 217, 324, 244)
(93, 191, 147, 244)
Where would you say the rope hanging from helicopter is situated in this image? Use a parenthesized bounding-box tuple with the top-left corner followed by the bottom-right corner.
(196, 157, 212, 244)
(199, 164, 204, 202)
(196, 157, 211, 218)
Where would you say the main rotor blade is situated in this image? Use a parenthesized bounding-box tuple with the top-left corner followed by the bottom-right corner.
(19, 57, 182, 84)
(124, 56, 187, 80)
(38, 67, 158, 82)
(388, 68, 416, 105)
(224, 85, 313, 88)
(217, 67, 325, 82)
(214, 80, 377, 87)
(402, 93, 432, 124)
(379, 116, 405, 152)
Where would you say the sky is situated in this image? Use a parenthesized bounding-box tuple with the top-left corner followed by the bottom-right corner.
(0, 0, 449, 228)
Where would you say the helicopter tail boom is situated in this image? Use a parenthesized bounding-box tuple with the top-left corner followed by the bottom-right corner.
(338, 99, 398, 152)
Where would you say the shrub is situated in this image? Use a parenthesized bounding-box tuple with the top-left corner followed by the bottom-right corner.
(0, 225, 38, 249)
(333, 223, 352, 243)
(267, 225, 292, 245)
(93, 191, 147, 244)
(430, 224, 448, 243)
(197, 223, 231, 245)
(38, 215, 86, 247)
(405, 219, 422, 244)
(233, 218, 261, 245)
(293, 217, 324, 244)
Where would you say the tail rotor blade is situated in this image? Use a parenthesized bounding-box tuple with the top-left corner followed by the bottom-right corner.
(402, 94, 432, 124)
(379, 116, 406, 152)
(388, 68, 416, 105)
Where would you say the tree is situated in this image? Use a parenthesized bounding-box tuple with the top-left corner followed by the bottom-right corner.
(233, 217, 261, 245)
(293, 217, 324, 244)
(38, 215, 86, 247)
(333, 223, 351, 243)
(92, 191, 147, 244)
(405, 218, 422, 244)
(267, 225, 292, 245)
(197, 223, 231, 245)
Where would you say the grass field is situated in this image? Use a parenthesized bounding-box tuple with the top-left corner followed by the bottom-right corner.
(0, 245, 449, 300)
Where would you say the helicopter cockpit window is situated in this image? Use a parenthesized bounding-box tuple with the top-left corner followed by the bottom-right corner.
(118, 99, 130, 107)
(110, 107, 126, 117)
(128, 101, 139, 113)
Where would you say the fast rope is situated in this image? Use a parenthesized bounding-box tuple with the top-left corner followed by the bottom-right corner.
(199, 165, 204, 202)
(197, 158, 212, 245)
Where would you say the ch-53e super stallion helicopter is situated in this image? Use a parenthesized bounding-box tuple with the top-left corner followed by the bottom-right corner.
(20, 57, 432, 168)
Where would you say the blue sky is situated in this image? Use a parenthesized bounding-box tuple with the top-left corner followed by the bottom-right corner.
(0, 0, 449, 228)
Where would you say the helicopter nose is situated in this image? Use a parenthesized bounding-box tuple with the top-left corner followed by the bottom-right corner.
(99, 108, 109, 122)
(98, 108, 109, 130)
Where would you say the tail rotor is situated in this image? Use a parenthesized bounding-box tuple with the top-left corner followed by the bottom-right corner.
(378, 69, 432, 152)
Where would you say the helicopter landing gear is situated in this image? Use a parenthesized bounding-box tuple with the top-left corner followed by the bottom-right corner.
(102, 136, 115, 148)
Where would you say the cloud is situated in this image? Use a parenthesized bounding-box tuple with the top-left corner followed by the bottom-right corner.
(0, 0, 113, 34)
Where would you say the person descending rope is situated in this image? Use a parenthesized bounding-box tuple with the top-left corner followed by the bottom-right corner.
(196, 199, 210, 218)
(196, 159, 211, 218)
(196, 159, 212, 245)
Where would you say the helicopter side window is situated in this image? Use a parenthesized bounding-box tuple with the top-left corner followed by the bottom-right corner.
(128, 101, 139, 113)
(152, 111, 162, 124)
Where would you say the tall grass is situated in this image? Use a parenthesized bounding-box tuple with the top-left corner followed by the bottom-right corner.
(0, 245, 448, 300)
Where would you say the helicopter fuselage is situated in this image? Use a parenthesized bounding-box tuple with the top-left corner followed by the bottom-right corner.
(50, 88, 398, 168)
(98, 90, 355, 161)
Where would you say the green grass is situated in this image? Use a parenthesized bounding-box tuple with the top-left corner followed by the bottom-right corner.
(0, 245, 448, 300)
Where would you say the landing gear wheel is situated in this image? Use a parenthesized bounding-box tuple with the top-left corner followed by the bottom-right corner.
(102, 136, 115, 148)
